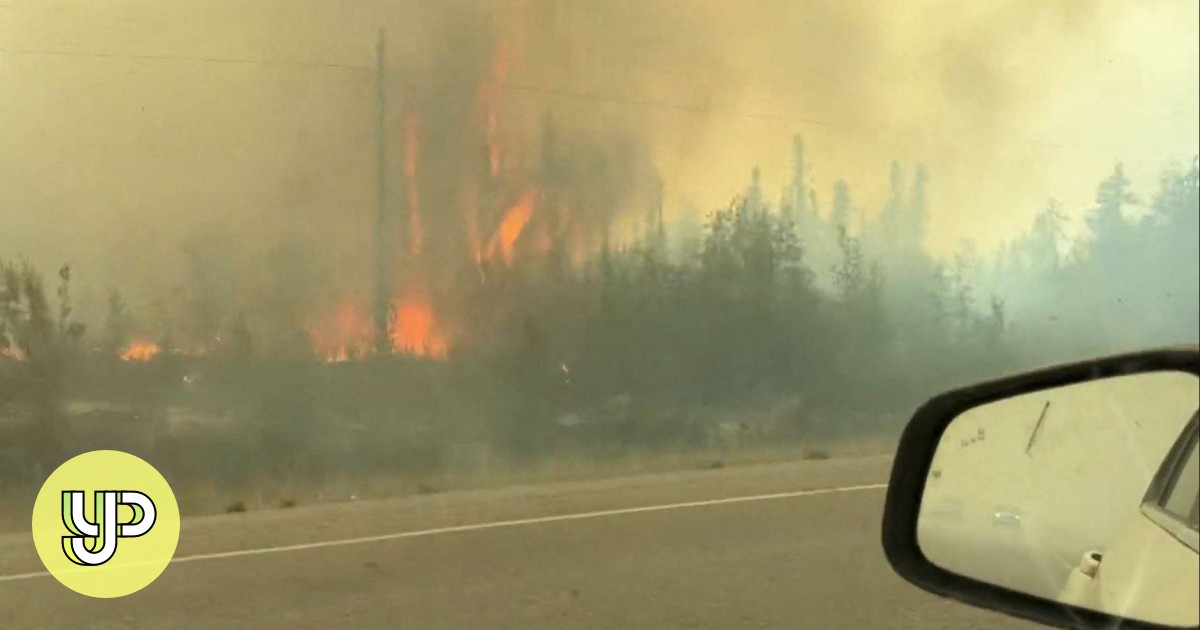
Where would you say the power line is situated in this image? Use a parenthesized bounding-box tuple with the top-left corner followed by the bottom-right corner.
(0, 45, 804, 127)
(0, 44, 1068, 149)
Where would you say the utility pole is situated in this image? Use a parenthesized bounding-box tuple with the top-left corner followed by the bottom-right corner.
(373, 28, 390, 355)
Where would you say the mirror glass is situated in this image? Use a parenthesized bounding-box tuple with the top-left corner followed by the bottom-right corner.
(918, 370, 1199, 628)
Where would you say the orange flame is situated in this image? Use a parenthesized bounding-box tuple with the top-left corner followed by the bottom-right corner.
(389, 297, 448, 359)
(118, 339, 161, 362)
(405, 115, 424, 255)
(485, 192, 536, 265)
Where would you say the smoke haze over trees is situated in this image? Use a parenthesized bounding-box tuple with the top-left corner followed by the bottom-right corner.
(2, 139, 1196, 510)
(1, 0, 1197, 515)
(3, 0, 1197, 304)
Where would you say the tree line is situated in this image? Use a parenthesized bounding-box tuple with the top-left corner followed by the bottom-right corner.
(1, 141, 1196, 490)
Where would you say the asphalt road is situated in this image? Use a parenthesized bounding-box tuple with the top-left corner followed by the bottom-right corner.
(0, 455, 1038, 629)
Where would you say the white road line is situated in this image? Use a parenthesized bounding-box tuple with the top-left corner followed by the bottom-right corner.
(0, 482, 887, 584)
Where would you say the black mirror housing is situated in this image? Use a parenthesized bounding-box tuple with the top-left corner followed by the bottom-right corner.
(882, 346, 1200, 630)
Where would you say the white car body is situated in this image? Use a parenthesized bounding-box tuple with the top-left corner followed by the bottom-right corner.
(1057, 413, 1199, 627)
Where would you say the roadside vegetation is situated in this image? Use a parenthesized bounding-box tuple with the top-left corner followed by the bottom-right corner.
(2, 147, 1196, 523)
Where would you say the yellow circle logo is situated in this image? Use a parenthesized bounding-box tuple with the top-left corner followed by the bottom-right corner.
(31, 450, 180, 598)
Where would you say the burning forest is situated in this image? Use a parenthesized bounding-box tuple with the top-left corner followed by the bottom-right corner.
(1, 0, 1195, 521)
(293, 2, 659, 365)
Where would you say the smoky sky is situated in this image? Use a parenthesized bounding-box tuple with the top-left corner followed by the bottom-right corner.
(1, 0, 1197, 327)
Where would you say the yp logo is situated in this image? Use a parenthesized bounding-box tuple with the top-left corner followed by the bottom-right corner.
(32, 450, 180, 598)
(61, 490, 157, 565)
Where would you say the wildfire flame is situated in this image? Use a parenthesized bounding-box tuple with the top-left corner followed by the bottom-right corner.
(301, 1, 553, 364)
(389, 297, 448, 359)
(485, 192, 536, 265)
(307, 293, 450, 362)
(118, 339, 161, 362)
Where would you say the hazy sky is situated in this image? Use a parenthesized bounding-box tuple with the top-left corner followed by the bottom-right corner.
(1, 0, 1197, 316)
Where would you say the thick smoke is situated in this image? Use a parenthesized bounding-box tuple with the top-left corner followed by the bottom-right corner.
(0, 0, 1196, 349)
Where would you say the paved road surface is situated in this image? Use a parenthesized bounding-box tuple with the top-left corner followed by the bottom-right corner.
(0, 456, 1037, 629)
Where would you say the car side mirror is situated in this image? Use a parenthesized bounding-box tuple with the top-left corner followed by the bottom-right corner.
(882, 347, 1199, 629)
